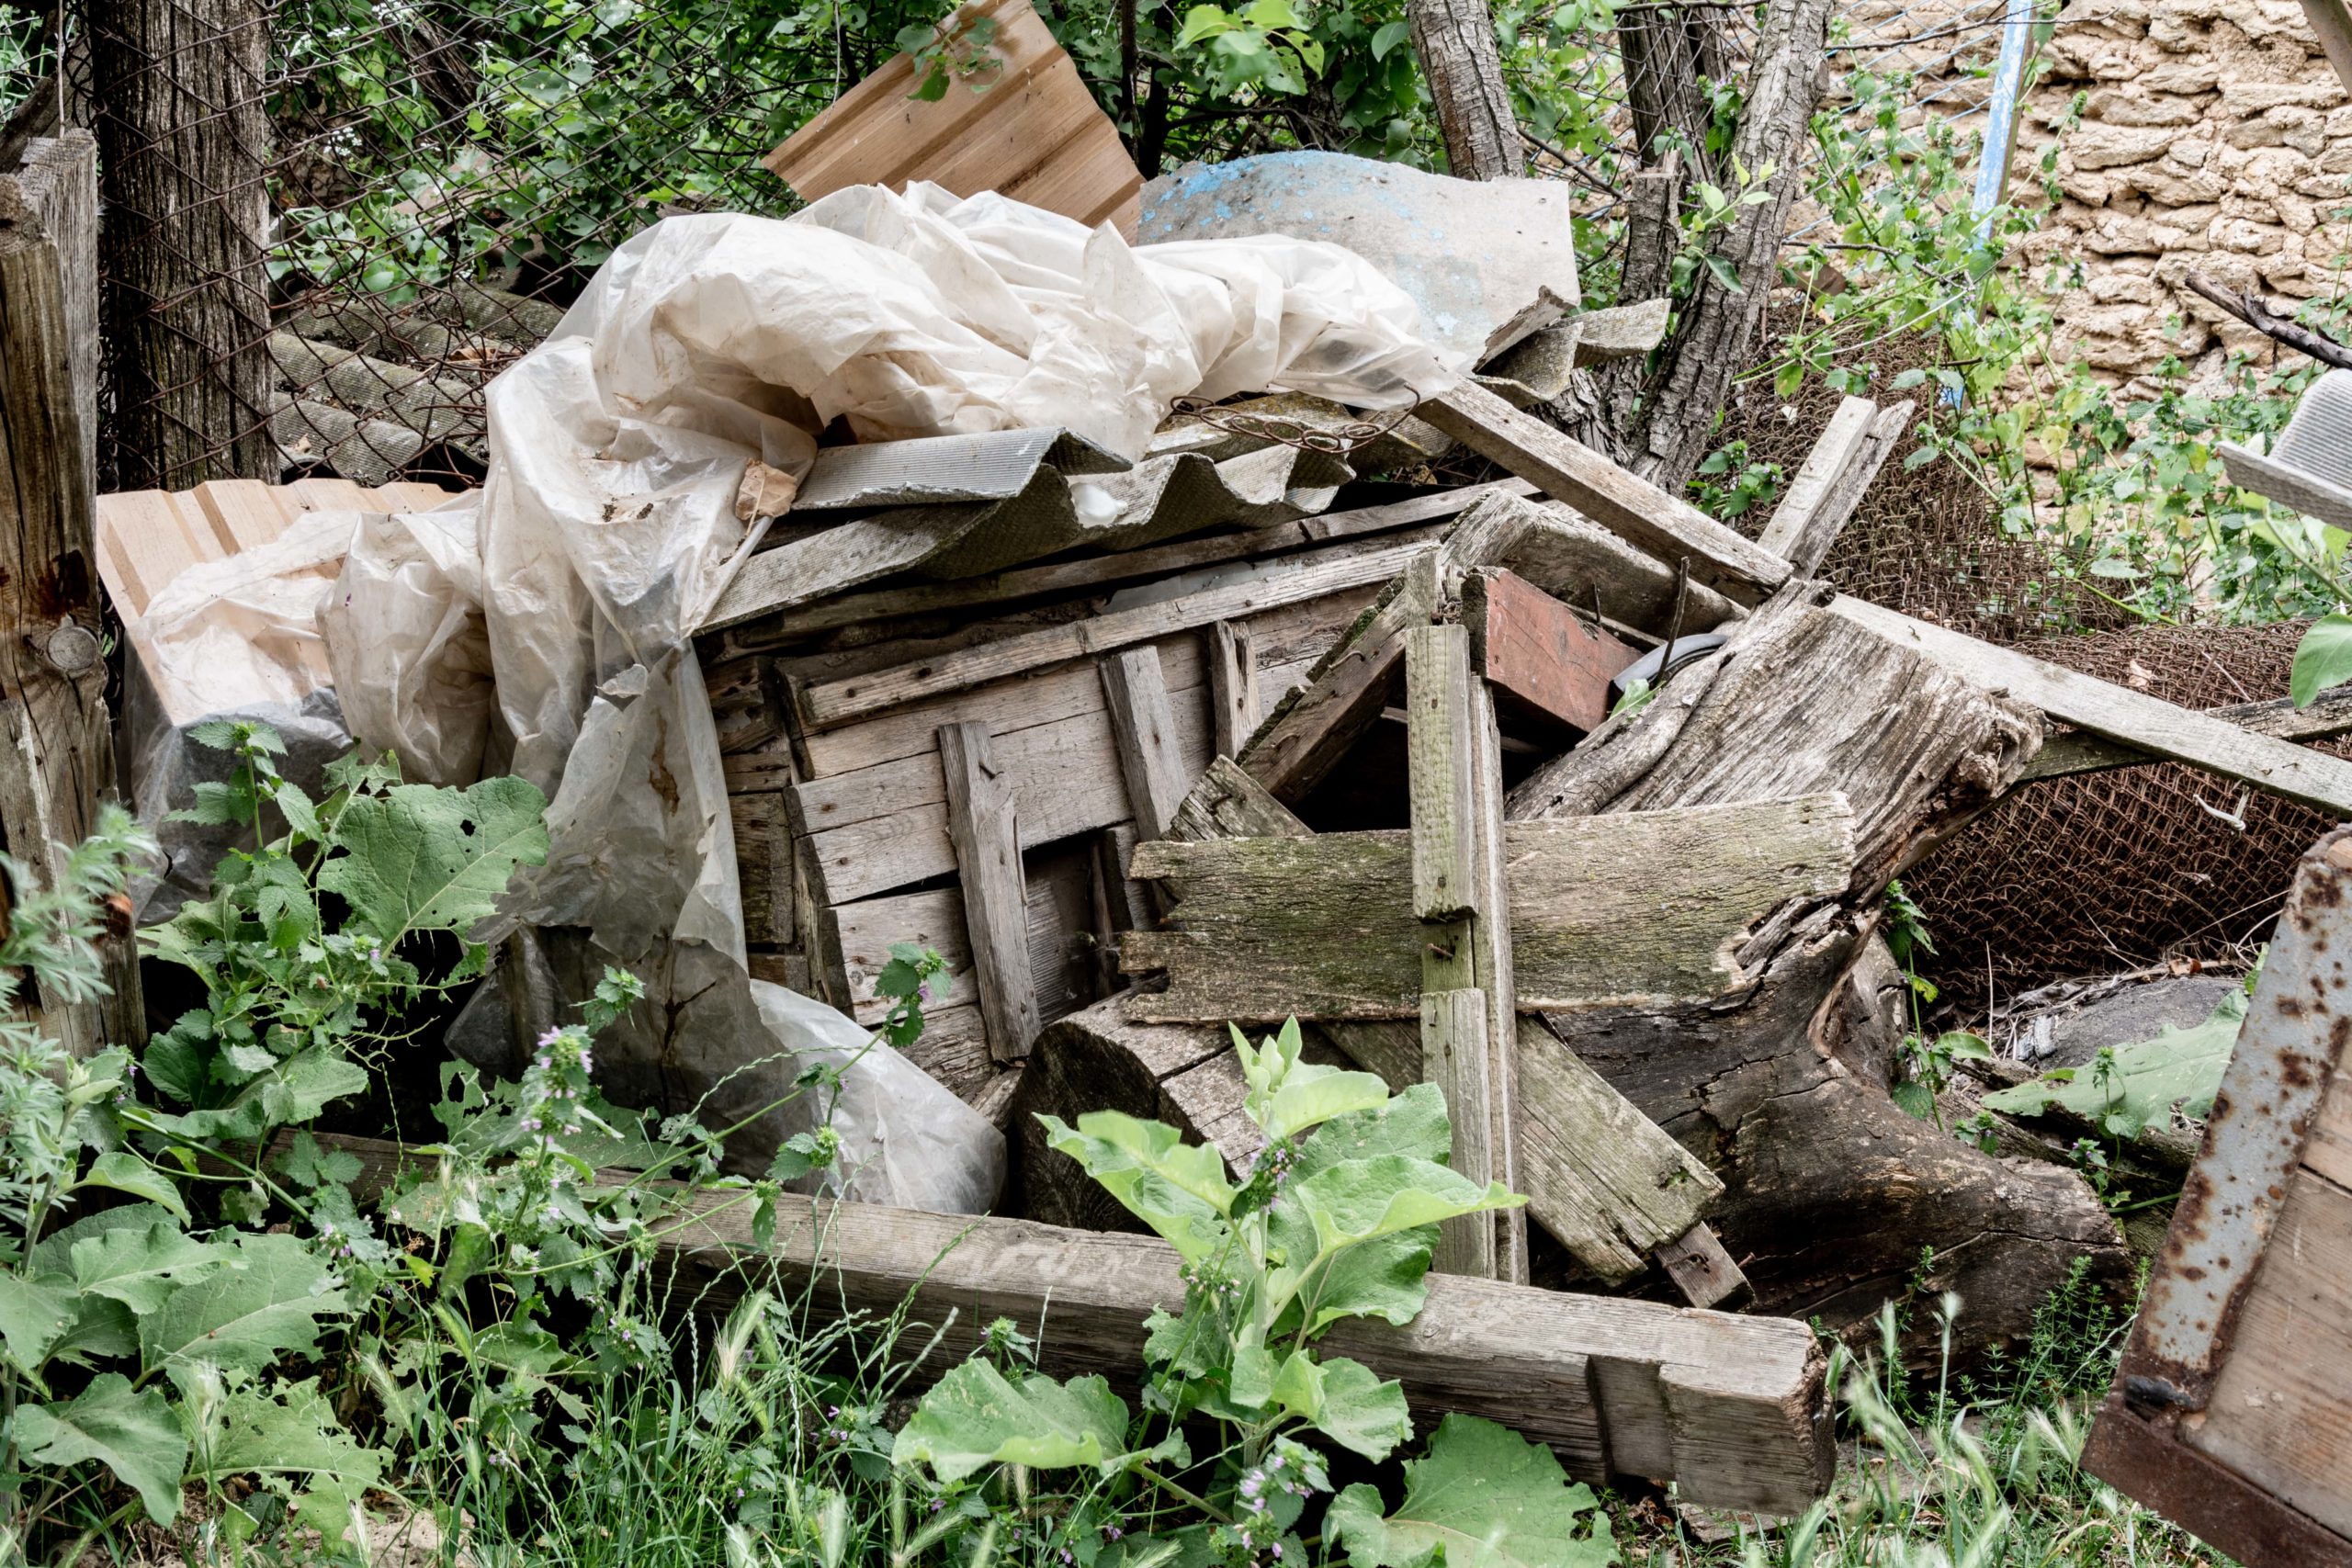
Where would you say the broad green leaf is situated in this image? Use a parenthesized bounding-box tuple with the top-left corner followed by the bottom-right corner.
(0, 1270, 78, 1377)
(1065, 1111, 1238, 1216)
(1260, 1065, 1390, 1143)
(16, 1373, 188, 1525)
(2292, 613, 2352, 708)
(891, 1363, 1136, 1483)
(1228, 1342, 1279, 1411)
(1269, 1352, 1410, 1461)
(1323, 1415, 1616, 1568)
(140, 1232, 355, 1389)
(69, 1151, 191, 1221)
(72, 1221, 235, 1314)
(1370, 17, 1410, 57)
(46, 1295, 139, 1368)
(316, 775, 549, 945)
(191, 1379, 385, 1540)
(1241, 0, 1298, 28)
(1277, 1223, 1435, 1337)
(1174, 4, 1237, 45)
(1296, 1082, 1449, 1173)
(1984, 987, 2247, 1142)
(1295, 1156, 1522, 1255)
(1890, 1079, 1935, 1121)
(1038, 1114, 1230, 1264)
(142, 1049, 369, 1143)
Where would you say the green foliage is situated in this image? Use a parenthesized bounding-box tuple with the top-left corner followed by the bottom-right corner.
(2292, 611, 2352, 707)
(1325, 1415, 1616, 1567)
(1984, 981, 2250, 1144)
(895, 1016, 1601, 1563)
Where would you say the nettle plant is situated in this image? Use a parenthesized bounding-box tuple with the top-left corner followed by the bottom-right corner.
(890, 1021, 1618, 1567)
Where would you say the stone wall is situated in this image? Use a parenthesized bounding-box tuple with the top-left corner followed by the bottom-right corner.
(2013, 0, 2352, 394)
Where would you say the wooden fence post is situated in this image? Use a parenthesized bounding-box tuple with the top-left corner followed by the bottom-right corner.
(0, 132, 147, 1051)
(88, 0, 277, 489)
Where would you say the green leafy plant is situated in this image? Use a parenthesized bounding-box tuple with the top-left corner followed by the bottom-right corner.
(139, 720, 548, 1147)
(890, 1019, 1615, 1564)
(1984, 981, 2251, 1145)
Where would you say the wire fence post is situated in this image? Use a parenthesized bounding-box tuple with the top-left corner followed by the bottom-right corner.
(85, 0, 277, 490)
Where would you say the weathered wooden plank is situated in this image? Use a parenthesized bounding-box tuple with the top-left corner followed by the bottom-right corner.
(800, 537, 1433, 729)
(938, 722, 1040, 1062)
(1419, 382, 1790, 604)
(2185, 1168, 2352, 1540)
(731, 792, 794, 948)
(1780, 400, 1913, 579)
(1239, 491, 1541, 803)
(1495, 511, 1740, 638)
(0, 133, 139, 1053)
(1757, 395, 1873, 570)
(1123, 795, 1856, 1021)
(1407, 625, 1481, 925)
(1831, 592, 2352, 817)
(1464, 568, 1640, 734)
(1207, 620, 1259, 760)
(2308, 1069, 2352, 1193)
(1655, 1222, 1753, 1312)
(724, 484, 1525, 648)
(1166, 755, 1309, 845)
(2015, 686, 2352, 785)
(1422, 987, 1498, 1277)
(1100, 647, 1191, 842)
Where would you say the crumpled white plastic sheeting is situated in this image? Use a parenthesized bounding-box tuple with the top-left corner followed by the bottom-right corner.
(300, 184, 1464, 1213)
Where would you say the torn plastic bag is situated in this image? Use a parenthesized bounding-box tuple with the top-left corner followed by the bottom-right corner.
(122, 511, 360, 919)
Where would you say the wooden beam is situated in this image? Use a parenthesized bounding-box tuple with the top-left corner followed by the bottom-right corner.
(937, 722, 1041, 1061)
(798, 534, 1435, 729)
(2015, 686, 2352, 785)
(1419, 381, 1791, 604)
(1238, 491, 1543, 803)
(1830, 594, 2352, 817)
(1099, 647, 1190, 842)
(1780, 400, 1914, 579)
(1757, 395, 1873, 569)
(1656, 1222, 1754, 1312)
(311, 1128, 1830, 1514)
(1406, 625, 1521, 1278)
(1464, 568, 1640, 733)
(1123, 795, 1856, 1021)
(1206, 620, 1259, 760)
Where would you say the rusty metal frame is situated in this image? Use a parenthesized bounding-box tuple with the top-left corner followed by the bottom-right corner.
(2081, 826, 2352, 1565)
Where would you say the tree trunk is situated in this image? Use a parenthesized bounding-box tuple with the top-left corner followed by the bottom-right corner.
(1560, 0, 1834, 491)
(1408, 0, 1521, 180)
(88, 0, 276, 490)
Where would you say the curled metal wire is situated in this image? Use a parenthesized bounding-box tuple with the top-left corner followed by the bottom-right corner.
(1167, 393, 1423, 456)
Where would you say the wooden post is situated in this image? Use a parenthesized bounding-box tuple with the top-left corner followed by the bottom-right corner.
(1101, 646, 1190, 841)
(937, 722, 1040, 1062)
(87, 0, 277, 488)
(0, 133, 145, 1053)
(1405, 623, 1523, 1280)
(1207, 620, 1259, 761)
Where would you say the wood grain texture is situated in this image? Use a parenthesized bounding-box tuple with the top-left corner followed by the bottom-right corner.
(1830, 592, 2352, 817)
(1495, 511, 1740, 637)
(1419, 382, 1791, 604)
(1422, 987, 1499, 1276)
(1407, 0, 1522, 177)
(1406, 625, 1481, 924)
(1617, 592, 2042, 892)
(1782, 400, 1913, 579)
(2187, 1168, 2352, 1540)
(1655, 1222, 1753, 1312)
(938, 722, 1040, 1062)
(2307, 1070, 2352, 1193)
(1757, 396, 1873, 573)
(0, 134, 139, 1052)
(718, 484, 1527, 648)
(1100, 647, 1191, 842)
(1207, 619, 1259, 760)
(1464, 568, 1640, 733)
(730, 793, 794, 948)
(800, 536, 1430, 728)
(2015, 685, 2352, 786)
(1239, 491, 1543, 803)
(1121, 795, 1856, 1021)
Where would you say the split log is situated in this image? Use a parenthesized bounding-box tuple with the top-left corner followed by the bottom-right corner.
(1524, 585, 2130, 1362)
(310, 1131, 1833, 1513)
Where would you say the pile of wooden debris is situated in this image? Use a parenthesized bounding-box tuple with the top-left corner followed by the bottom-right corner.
(697, 341, 2352, 1365)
